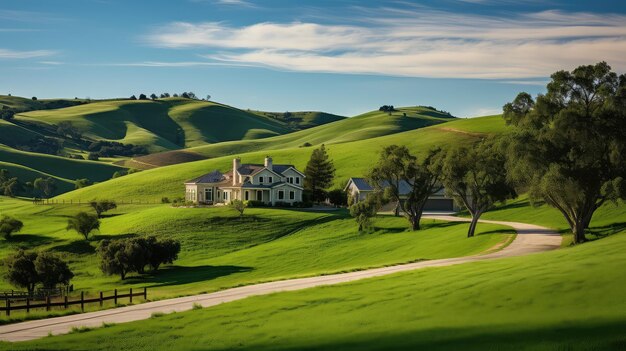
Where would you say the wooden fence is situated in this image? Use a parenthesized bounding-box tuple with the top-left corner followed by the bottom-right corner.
(2, 288, 147, 316)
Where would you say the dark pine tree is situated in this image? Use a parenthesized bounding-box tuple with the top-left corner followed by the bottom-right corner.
(304, 144, 335, 202)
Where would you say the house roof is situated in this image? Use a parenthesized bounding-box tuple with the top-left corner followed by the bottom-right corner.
(185, 170, 227, 184)
(346, 177, 413, 196)
(346, 177, 374, 191)
(237, 163, 297, 176)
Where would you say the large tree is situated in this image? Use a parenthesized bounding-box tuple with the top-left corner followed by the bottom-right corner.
(4, 250, 39, 294)
(34, 177, 56, 198)
(34, 252, 74, 289)
(304, 144, 335, 202)
(503, 62, 626, 244)
(369, 145, 442, 230)
(439, 139, 517, 237)
(90, 200, 117, 218)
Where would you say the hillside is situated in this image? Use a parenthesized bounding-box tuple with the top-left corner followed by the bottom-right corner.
(56, 115, 496, 202)
(122, 106, 454, 168)
(10, 98, 344, 154)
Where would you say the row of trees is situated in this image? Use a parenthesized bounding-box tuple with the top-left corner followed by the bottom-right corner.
(97, 237, 181, 280)
(129, 92, 210, 101)
(0, 170, 57, 198)
(351, 62, 626, 244)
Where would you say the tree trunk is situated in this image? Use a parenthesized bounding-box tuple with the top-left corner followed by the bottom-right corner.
(394, 202, 400, 217)
(572, 221, 587, 244)
(411, 216, 420, 231)
(467, 210, 483, 238)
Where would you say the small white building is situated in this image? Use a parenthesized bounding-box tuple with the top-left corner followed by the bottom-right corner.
(344, 177, 460, 212)
(184, 157, 305, 205)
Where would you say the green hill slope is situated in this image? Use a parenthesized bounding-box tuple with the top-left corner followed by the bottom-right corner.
(124, 106, 454, 168)
(0, 145, 124, 183)
(12, 98, 343, 154)
(56, 114, 497, 202)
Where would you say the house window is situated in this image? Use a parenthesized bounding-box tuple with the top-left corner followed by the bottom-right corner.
(268, 176, 273, 183)
(224, 192, 229, 201)
(191, 190, 196, 201)
(257, 190, 262, 201)
(245, 191, 249, 201)
(295, 177, 300, 185)
(259, 176, 264, 183)
(278, 190, 284, 200)
(287, 177, 293, 184)
(205, 188, 213, 201)
(217, 190, 221, 200)
(289, 191, 295, 200)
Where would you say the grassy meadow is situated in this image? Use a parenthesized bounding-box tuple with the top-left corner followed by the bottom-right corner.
(2, 206, 625, 351)
(0, 197, 513, 323)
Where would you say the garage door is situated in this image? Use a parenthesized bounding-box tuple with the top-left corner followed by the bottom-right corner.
(424, 199, 455, 212)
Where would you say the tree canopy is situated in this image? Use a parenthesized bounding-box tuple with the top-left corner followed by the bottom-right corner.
(439, 138, 517, 237)
(503, 62, 626, 244)
(67, 212, 100, 240)
(0, 215, 24, 239)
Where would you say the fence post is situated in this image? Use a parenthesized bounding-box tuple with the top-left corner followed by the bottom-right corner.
(100, 291, 103, 307)
(46, 296, 51, 311)
(129, 288, 133, 304)
(114, 289, 117, 305)
(6, 299, 10, 317)
(64, 295, 68, 309)
(26, 298, 30, 313)
(144, 287, 147, 300)
(80, 291, 84, 312)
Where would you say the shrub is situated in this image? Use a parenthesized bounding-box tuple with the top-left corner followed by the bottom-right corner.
(161, 197, 171, 204)
(229, 199, 247, 217)
(246, 200, 265, 208)
(87, 152, 99, 161)
(300, 142, 312, 148)
(327, 189, 348, 207)
(75, 178, 91, 189)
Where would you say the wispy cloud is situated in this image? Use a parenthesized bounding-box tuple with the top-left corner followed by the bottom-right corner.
(189, 0, 257, 7)
(144, 8, 626, 79)
(0, 48, 56, 59)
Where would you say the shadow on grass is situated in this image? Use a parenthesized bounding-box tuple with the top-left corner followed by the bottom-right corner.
(203, 216, 272, 225)
(123, 265, 253, 288)
(208, 318, 626, 351)
(49, 240, 96, 255)
(5, 234, 60, 249)
(588, 222, 626, 239)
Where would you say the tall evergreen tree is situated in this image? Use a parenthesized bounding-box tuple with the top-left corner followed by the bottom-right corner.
(304, 144, 335, 202)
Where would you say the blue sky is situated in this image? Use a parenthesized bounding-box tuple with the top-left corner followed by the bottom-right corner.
(1, 0, 625, 117)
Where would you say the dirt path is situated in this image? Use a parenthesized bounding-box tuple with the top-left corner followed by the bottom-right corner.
(0, 216, 561, 342)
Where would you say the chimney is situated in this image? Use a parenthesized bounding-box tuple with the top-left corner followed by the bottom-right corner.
(233, 157, 241, 185)
(264, 156, 273, 171)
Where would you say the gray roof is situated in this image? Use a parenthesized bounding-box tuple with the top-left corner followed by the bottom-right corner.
(348, 177, 374, 191)
(186, 170, 226, 184)
(238, 164, 297, 176)
(349, 177, 412, 196)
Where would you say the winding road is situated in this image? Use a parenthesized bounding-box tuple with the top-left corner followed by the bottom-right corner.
(0, 215, 561, 342)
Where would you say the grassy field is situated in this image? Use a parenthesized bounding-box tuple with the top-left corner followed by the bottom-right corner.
(2, 206, 624, 351)
(56, 113, 493, 202)
(0, 197, 512, 317)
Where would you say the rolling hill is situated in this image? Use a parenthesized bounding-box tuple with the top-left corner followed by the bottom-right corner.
(56, 115, 497, 202)
(121, 106, 454, 169)
(10, 97, 345, 154)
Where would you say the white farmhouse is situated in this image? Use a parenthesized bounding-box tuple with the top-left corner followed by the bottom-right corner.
(184, 157, 305, 205)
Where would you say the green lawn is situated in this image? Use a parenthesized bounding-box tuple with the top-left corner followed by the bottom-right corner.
(4, 217, 624, 351)
(0, 197, 512, 322)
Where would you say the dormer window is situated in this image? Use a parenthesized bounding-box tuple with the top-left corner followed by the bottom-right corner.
(295, 177, 300, 185)
(268, 176, 273, 183)
(259, 176, 264, 183)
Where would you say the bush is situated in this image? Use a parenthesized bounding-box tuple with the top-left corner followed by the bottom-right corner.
(161, 197, 171, 204)
(246, 200, 265, 208)
(87, 152, 99, 161)
(327, 189, 348, 207)
(229, 199, 247, 217)
(68, 154, 84, 160)
(112, 171, 125, 179)
(75, 178, 91, 189)
(273, 201, 292, 208)
(300, 142, 312, 148)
